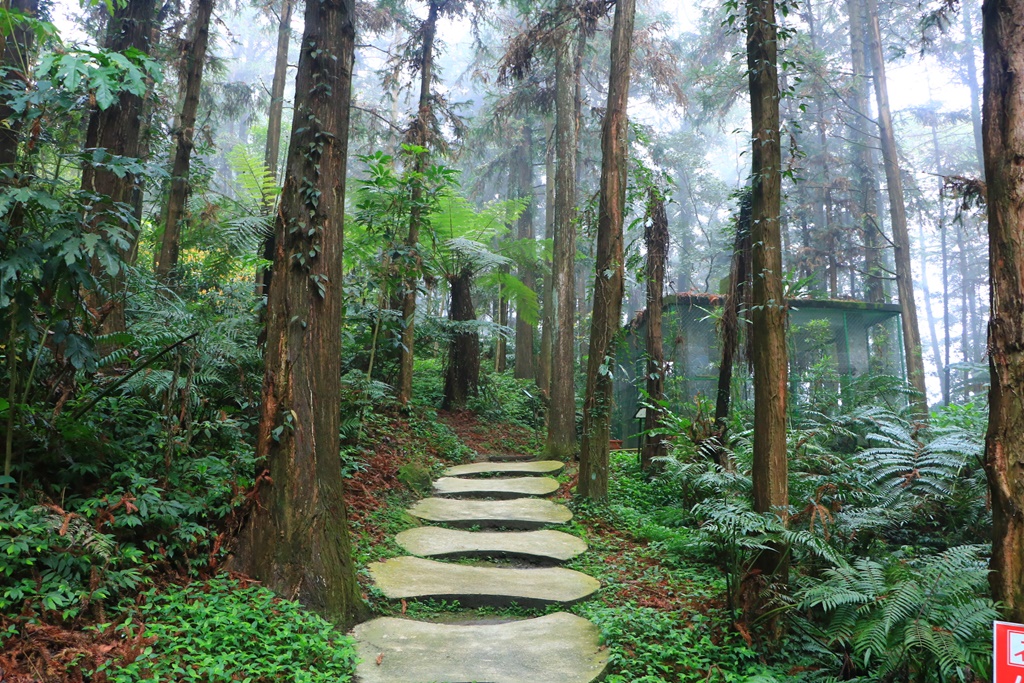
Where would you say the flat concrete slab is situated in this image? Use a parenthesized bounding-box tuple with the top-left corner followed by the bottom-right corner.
(407, 497, 572, 529)
(368, 556, 600, 607)
(444, 460, 565, 477)
(433, 476, 560, 499)
(394, 527, 587, 562)
(352, 613, 608, 683)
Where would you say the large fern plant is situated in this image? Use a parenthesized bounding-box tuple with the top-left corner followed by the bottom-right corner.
(798, 545, 997, 682)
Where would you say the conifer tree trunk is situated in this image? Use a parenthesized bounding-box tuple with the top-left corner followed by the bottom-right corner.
(747, 0, 789, 578)
(962, 0, 985, 175)
(155, 0, 214, 282)
(641, 188, 668, 472)
(578, 0, 635, 497)
(847, 0, 884, 304)
(546, 21, 579, 460)
(863, 0, 928, 414)
(0, 0, 38, 175)
(443, 269, 480, 409)
(82, 0, 157, 337)
(495, 273, 508, 373)
(231, 0, 366, 627)
(714, 192, 751, 469)
(257, 0, 293, 298)
(537, 124, 555, 394)
(982, 0, 1024, 622)
(514, 122, 536, 380)
(397, 0, 439, 405)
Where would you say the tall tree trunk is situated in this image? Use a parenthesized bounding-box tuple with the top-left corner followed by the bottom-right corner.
(231, 0, 366, 627)
(928, 123, 950, 404)
(257, 0, 294, 298)
(962, 0, 985, 176)
(578, 0, 636, 497)
(982, 0, 1024, 621)
(514, 122, 536, 380)
(846, 0, 885, 304)
(863, 0, 928, 414)
(443, 269, 480, 409)
(537, 123, 555, 394)
(641, 188, 669, 472)
(154, 0, 214, 282)
(0, 0, 38, 174)
(396, 0, 439, 406)
(495, 273, 508, 373)
(82, 0, 157, 338)
(747, 0, 789, 581)
(957, 218, 971, 363)
(713, 192, 751, 469)
(545, 22, 579, 460)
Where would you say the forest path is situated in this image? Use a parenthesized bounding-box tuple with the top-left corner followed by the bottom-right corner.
(350, 454, 608, 682)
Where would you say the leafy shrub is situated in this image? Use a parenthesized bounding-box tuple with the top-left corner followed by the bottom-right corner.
(98, 577, 358, 682)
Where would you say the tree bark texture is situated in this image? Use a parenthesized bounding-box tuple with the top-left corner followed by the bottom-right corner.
(396, 0, 439, 406)
(257, 0, 294, 298)
(578, 0, 635, 498)
(641, 188, 669, 472)
(443, 269, 480, 409)
(982, 0, 1024, 622)
(863, 0, 928, 414)
(747, 0, 789, 571)
(514, 122, 536, 380)
(545, 24, 579, 460)
(231, 0, 366, 627)
(154, 0, 214, 282)
(495, 273, 508, 373)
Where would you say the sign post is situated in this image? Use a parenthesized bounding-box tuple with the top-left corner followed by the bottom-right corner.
(994, 621, 1024, 682)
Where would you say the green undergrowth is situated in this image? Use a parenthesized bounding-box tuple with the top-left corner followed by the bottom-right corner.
(98, 577, 357, 682)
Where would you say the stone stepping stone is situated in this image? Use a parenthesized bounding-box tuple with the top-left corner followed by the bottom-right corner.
(352, 612, 608, 683)
(395, 527, 587, 562)
(433, 475, 559, 498)
(407, 497, 572, 529)
(368, 556, 600, 607)
(444, 460, 565, 477)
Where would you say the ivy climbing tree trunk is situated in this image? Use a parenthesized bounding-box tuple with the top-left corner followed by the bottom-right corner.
(154, 0, 214, 282)
(231, 0, 367, 627)
(747, 0, 789, 584)
(257, 0, 294, 298)
(863, 0, 928, 415)
(514, 122, 536, 380)
(578, 0, 636, 497)
(397, 0, 439, 406)
(443, 268, 480, 409)
(81, 0, 157, 338)
(982, 0, 1024, 622)
(545, 20, 579, 461)
(641, 188, 669, 472)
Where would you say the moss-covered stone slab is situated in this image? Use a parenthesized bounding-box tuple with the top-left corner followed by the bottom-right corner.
(351, 613, 608, 683)
(486, 452, 540, 462)
(407, 497, 572, 529)
(444, 460, 565, 477)
(433, 475, 559, 498)
(394, 527, 587, 562)
(368, 556, 600, 607)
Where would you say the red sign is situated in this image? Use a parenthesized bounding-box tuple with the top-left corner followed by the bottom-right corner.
(994, 621, 1024, 682)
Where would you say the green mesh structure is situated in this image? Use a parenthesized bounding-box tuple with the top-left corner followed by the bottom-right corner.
(612, 294, 904, 447)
